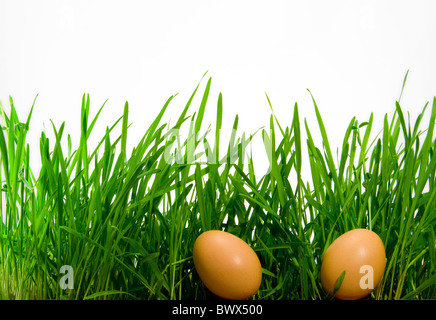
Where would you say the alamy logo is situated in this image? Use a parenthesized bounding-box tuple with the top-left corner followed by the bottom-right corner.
(60, 265, 74, 290)
(359, 265, 374, 289)
(162, 128, 275, 174)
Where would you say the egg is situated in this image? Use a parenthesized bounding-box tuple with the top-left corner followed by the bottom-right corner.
(193, 230, 262, 300)
(320, 228, 386, 300)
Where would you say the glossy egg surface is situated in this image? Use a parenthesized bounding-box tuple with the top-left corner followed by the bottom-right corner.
(193, 230, 262, 300)
(320, 228, 386, 300)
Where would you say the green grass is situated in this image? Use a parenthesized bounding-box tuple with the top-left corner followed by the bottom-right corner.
(0, 72, 435, 300)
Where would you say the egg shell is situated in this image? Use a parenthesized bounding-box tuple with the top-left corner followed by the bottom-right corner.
(193, 230, 262, 300)
(320, 228, 386, 300)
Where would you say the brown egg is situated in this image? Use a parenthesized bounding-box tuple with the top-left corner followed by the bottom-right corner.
(320, 228, 386, 300)
(193, 230, 262, 300)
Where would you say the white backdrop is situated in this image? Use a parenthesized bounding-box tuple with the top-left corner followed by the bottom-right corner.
(1, 0, 435, 178)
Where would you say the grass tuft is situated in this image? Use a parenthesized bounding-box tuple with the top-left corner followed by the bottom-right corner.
(0, 73, 435, 300)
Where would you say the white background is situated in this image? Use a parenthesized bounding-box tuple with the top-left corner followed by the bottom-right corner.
(1, 0, 436, 178)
